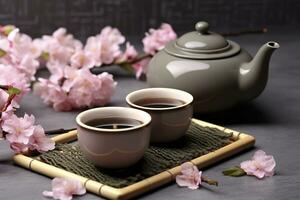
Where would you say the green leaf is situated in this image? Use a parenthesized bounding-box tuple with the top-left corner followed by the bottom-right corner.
(0, 49, 6, 58)
(120, 63, 135, 74)
(40, 51, 50, 61)
(3, 25, 15, 36)
(222, 166, 246, 177)
(7, 87, 21, 96)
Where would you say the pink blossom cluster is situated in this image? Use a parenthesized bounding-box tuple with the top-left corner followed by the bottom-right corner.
(32, 23, 176, 110)
(0, 26, 39, 100)
(34, 26, 133, 69)
(0, 23, 177, 112)
(34, 66, 116, 111)
(32, 27, 122, 111)
(142, 23, 177, 55)
(34, 23, 176, 80)
(0, 87, 54, 153)
(2, 114, 55, 153)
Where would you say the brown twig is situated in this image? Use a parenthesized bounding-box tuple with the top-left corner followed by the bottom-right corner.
(101, 54, 152, 68)
(126, 54, 152, 65)
(221, 28, 268, 36)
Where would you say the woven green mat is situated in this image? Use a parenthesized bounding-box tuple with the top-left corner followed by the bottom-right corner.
(39, 121, 233, 188)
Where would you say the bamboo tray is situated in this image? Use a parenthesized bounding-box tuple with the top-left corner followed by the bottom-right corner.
(13, 119, 255, 200)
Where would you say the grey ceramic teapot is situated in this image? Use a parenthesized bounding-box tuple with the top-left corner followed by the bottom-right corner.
(147, 21, 280, 113)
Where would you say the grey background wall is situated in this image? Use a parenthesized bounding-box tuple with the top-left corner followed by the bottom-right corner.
(0, 0, 299, 39)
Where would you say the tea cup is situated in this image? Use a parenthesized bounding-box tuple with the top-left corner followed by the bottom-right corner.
(76, 107, 151, 168)
(126, 88, 193, 143)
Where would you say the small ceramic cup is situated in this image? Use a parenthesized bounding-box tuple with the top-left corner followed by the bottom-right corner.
(126, 88, 193, 143)
(76, 107, 151, 168)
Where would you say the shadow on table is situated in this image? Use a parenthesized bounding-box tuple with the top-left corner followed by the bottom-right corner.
(194, 102, 274, 126)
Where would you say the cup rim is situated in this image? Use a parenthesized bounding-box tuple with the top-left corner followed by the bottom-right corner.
(76, 107, 151, 133)
(126, 88, 193, 111)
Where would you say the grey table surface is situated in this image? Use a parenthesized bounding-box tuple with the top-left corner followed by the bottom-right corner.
(1, 27, 300, 200)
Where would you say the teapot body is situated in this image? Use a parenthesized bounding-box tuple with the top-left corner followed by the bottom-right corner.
(147, 21, 279, 113)
(147, 48, 252, 113)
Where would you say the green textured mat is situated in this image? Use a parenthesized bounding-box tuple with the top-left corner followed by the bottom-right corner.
(39, 121, 233, 188)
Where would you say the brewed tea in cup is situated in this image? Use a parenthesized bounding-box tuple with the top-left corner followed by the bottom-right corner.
(76, 107, 151, 168)
(126, 88, 193, 143)
(85, 117, 143, 129)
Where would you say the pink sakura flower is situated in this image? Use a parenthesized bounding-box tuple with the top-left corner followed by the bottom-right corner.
(99, 26, 125, 64)
(52, 28, 82, 51)
(63, 68, 116, 109)
(9, 142, 29, 153)
(132, 57, 151, 79)
(63, 69, 97, 108)
(0, 28, 40, 79)
(84, 36, 102, 66)
(28, 125, 55, 152)
(142, 23, 177, 55)
(8, 28, 41, 59)
(34, 28, 82, 65)
(116, 42, 138, 63)
(45, 38, 74, 65)
(34, 78, 71, 112)
(43, 178, 86, 200)
(0, 64, 30, 102)
(176, 162, 202, 190)
(91, 72, 117, 106)
(240, 150, 276, 179)
(70, 51, 95, 69)
(34, 68, 116, 111)
(2, 114, 35, 145)
(17, 54, 40, 80)
(46, 61, 68, 84)
(1, 113, 55, 153)
(84, 26, 125, 66)
(101, 26, 125, 45)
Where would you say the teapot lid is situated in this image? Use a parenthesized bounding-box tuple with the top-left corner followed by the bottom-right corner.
(164, 21, 240, 59)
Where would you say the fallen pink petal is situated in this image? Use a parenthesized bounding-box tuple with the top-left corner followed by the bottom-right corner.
(43, 178, 86, 200)
(176, 162, 202, 190)
(240, 150, 276, 179)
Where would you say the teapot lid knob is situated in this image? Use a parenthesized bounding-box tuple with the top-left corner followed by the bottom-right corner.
(195, 21, 209, 34)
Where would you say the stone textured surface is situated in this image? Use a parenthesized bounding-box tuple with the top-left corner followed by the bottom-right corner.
(0, 0, 299, 38)
(0, 27, 300, 199)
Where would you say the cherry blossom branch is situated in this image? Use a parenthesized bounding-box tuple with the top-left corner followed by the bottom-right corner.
(0, 85, 20, 113)
(121, 54, 152, 65)
(0, 85, 21, 139)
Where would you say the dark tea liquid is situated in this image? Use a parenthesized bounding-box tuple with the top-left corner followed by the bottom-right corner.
(134, 98, 185, 108)
(86, 117, 142, 129)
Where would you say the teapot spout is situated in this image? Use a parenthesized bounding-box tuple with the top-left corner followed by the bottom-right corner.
(239, 41, 280, 99)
